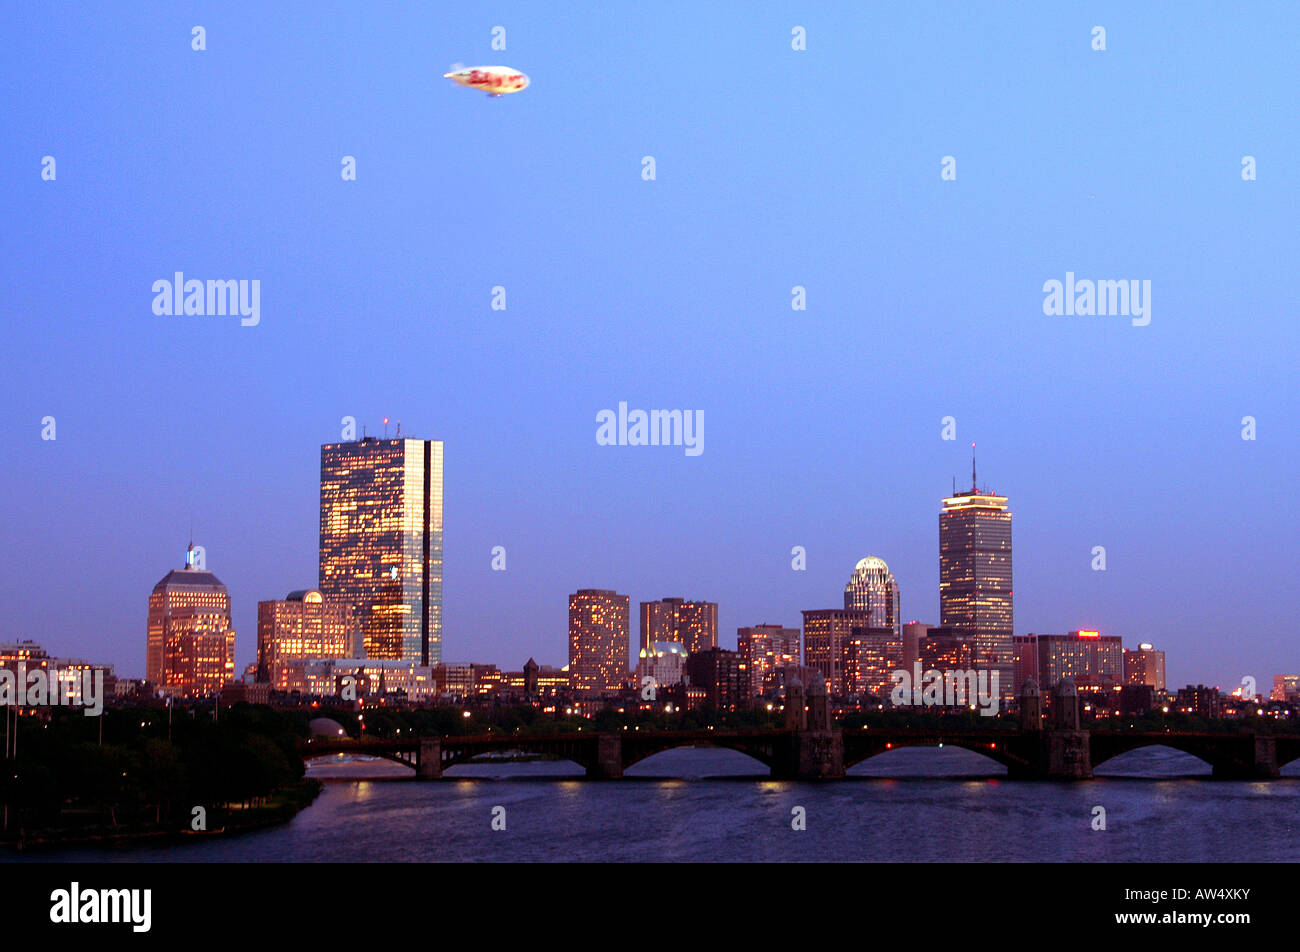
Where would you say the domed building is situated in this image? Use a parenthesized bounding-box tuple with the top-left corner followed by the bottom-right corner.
(146, 542, 236, 697)
(843, 556, 900, 635)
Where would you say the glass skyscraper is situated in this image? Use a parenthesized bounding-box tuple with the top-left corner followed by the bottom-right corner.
(939, 463, 1013, 699)
(319, 436, 444, 665)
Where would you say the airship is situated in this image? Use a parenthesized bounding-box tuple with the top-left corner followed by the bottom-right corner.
(443, 65, 529, 97)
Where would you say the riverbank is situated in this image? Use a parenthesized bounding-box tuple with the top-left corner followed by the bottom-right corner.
(1, 778, 322, 852)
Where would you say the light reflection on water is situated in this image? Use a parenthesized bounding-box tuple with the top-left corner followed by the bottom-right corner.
(16, 746, 1300, 863)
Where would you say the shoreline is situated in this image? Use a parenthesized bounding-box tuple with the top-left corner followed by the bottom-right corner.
(0, 778, 323, 853)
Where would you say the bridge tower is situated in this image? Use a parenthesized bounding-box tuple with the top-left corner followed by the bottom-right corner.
(784, 678, 806, 730)
(773, 672, 844, 779)
(807, 672, 831, 731)
(1044, 678, 1092, 779)
(1052, 678, 1081, 730)
(1019, 678, 1042, 732)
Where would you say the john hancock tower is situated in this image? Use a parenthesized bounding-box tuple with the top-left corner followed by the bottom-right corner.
(319, 435, 444, 665)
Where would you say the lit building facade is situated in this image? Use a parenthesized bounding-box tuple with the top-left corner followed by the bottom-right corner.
(1123, 643, 1167, 692)
(1018, 630, 1123, 693)
(319, 436, 444, 665)
(639, 597, 718, 655)
(256, 590, 359, 689)
(843, 557, 901, 635)
(684, 647, 743, 711)
(940, 466, 1013, 697)
(146, 544, 236, 697)
(637, 641, 688, 690)
(843, 626, 903, 697)
(919, 627, 975, 672)
(569, 589, 630, 694)
(801, 608, 870, 696)
(294, 657, 436, 703)
(737, 624, 800, 697)
(1271, 675, 1300, 702)
(902, 621, 929, 672)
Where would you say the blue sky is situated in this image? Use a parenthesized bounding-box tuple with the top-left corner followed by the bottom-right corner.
(1, 2, 1296, 690)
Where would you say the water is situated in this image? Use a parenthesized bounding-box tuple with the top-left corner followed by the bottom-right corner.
(16, 746, 1300, 862)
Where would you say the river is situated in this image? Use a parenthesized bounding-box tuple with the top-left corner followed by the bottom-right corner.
(16, 745, 1300, 862)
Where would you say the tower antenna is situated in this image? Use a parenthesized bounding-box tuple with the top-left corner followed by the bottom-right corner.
(971, 442, 977, 492)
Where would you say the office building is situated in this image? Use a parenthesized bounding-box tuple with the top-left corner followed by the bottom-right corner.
(843, 556, 901, 635)
(257, 590, 359, 689)
(939, 455, 1013, 697)
(146, 542, 236, 697)
(319, 435, 444, 665)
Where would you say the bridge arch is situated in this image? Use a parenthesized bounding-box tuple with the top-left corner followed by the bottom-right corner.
(1089, 738, 1217, 772)
(622, 742, 774, 775)
(843, 737, 1024, 773)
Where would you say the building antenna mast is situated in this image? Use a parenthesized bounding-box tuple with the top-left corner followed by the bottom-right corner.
(971, 442, 977, 493)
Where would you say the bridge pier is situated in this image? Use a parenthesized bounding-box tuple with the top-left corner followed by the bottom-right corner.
(415, 738, 442, 780)
(1045, 730, 1093, 780)
(1212, 735, 1279, 779)
(586, 733, 623, 779)
(771, 730, 845, 780)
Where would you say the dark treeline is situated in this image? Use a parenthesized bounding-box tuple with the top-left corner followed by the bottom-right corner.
(1, 703, 312, 841)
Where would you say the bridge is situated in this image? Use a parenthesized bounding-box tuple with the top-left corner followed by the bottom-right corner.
(302, 679, 1300, 780)
(302, 726, 1300, 781)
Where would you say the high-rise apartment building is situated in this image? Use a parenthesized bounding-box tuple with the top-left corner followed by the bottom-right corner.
(257, 589, 359, 689)
(737, 624, 801, 697)
(940, 455, 1013, 697)
(569, 589, 630, 694)
(319, 436, 443, 665)
(146, 543, 236, 697)
(639, 597, 718, 655)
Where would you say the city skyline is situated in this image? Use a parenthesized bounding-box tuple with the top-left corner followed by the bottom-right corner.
(3, 4, 1296, 693)
(5, 433, 1285, 692)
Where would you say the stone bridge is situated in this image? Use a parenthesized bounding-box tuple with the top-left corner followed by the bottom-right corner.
(301, 726, 1300, 781)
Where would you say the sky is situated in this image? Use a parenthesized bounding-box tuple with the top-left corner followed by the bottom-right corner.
(1, 2, 1296, 691)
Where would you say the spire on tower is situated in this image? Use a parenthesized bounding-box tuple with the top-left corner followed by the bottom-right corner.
(971, 442, 977, 493)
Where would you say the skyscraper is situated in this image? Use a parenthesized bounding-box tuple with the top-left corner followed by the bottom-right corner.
(843, 556, 901, 635)
(939, 451, 1013, 698)
(568, 589, 630, 694)
(319, 436, 443, 665)
(146, 542, 236, 697)
(639, 597, 718, 655)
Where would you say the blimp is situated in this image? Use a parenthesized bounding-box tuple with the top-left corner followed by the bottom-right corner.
(443, 65, 529, 97)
